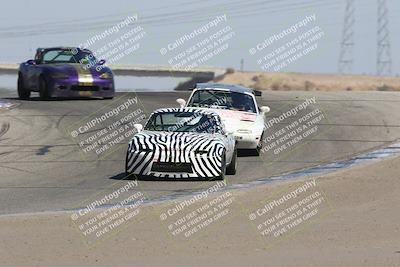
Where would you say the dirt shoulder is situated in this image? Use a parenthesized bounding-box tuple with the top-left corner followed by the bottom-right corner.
(1, 155, 399, 267)
(214, 71, 400, 92)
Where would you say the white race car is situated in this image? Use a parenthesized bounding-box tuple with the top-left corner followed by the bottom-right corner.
(125, 108, 237, 180)
(177, 83, 270, 155)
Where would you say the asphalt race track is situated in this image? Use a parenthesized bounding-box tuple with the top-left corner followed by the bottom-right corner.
(1, 89, 400, 215)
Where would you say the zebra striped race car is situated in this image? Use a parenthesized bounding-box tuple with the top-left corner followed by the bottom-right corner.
(125, 108, 237, 179)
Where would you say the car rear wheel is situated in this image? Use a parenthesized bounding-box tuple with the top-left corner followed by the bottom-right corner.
(226, 148, 237, 175)
(17, 74, 30, 100)
(39, 76, 50, 100)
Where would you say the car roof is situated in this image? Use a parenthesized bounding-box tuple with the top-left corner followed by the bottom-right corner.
(36, 47, 92, 53)
(195, 83, 255, 95)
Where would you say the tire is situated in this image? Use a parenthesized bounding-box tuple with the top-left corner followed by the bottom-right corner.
(216, 152, 227, 180)
(17, 74, 30, 100)
(125, 146, 137, 180)
(125, 150, 129, 176)
(125, 147, 132, 176)
(226, 148, 237, 175)
(39, 76, 50, 100)
(254, 132, 265, 156)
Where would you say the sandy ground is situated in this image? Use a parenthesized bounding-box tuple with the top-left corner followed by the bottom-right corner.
(214, 71, 400, 92)
(0, 154, 399, 267)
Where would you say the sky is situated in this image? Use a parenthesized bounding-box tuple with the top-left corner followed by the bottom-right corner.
(0, 0, 399, 78)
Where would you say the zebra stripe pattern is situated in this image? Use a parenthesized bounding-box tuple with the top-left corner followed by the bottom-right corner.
(125, 108, 227, 179)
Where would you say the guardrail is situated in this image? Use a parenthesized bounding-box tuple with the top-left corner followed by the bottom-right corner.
(0, 63, 227, 79)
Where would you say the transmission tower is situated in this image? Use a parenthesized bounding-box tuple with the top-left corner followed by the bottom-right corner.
(377, 0, 392, 76)
(338, 0, 355, 74)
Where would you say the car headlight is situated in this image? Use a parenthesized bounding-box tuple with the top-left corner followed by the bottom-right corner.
(51, 72, 69, 79)
(99, 72, 113, 79)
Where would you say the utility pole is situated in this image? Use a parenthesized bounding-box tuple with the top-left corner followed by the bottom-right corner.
(338, 0, 355, 74)
(377, 0, 392, 76)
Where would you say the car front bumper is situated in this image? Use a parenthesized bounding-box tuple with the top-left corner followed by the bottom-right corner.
(49, 79, 115, 98)
(126, 151, 224, 179)
(234, 133, 261, 149)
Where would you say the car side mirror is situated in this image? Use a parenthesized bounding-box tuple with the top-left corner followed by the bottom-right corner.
(260, 106, 271, 114)
(98, 59, 106, 65)
(134, 124, 143, 133)
(176, 98, 186, 108)
(26, 59, 36, 65)
(254, 90, 262, 96)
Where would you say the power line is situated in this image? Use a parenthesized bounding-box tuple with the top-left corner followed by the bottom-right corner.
(0, 0, 337, 38)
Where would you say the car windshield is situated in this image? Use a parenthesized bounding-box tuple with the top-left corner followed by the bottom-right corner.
(145, 112, 221, 134)
(41, 49, 97, 64)
(188, 90, 257, 113)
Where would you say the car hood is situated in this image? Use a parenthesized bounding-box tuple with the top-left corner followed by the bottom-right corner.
(129, 131, 224, 150)
(193, 108, 265, 134)
(42, 63, 111, 79)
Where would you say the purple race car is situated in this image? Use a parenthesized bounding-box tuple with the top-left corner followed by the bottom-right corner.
(17, 47, 115, 100)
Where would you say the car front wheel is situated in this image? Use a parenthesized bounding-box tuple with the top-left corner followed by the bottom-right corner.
(17, 74, 30, 100)
(39, 76, 50, 100)
(255, 132, 265, 156)
(216, 152, 227, 180)
(226, 148, 237, 175)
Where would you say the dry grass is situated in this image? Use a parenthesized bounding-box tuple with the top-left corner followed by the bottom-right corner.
(214, 71, 400, 91)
